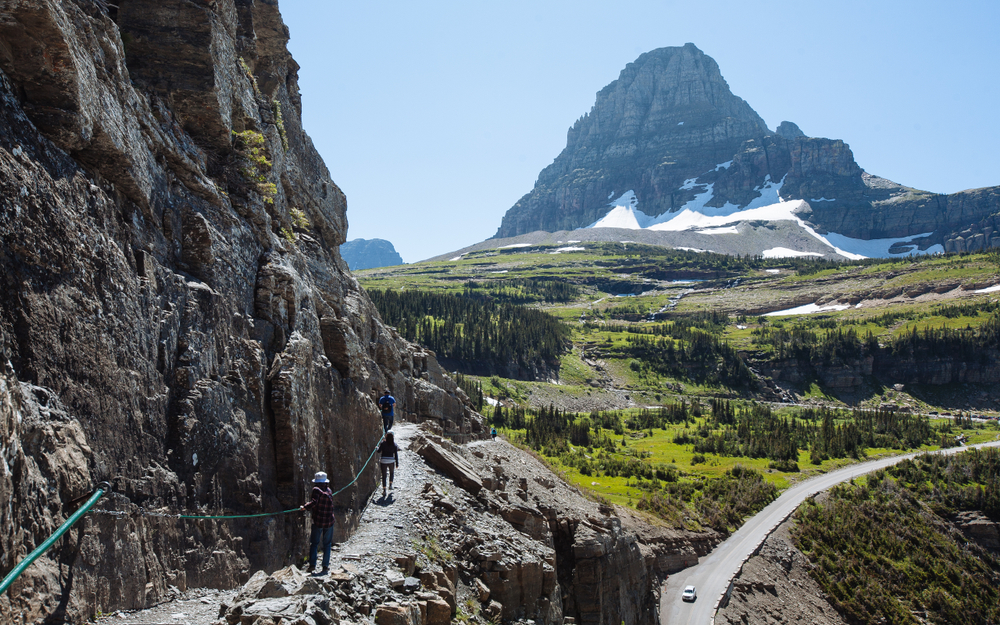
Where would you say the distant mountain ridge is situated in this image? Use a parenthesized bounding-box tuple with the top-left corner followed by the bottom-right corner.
(494, 43, 1000, 258)
(341, 238, 404, 270)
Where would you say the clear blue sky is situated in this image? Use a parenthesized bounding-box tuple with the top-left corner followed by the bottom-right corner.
(281, 1, 1000, 263)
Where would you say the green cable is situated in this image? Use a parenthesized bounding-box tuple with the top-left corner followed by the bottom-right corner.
(1, 433, 388, 593)
(173, 431, 385, 520)
(1, 483, 108, 596)
(330, 431, 385, 497)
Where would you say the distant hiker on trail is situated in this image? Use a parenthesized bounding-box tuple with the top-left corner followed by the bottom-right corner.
(378, 389, 396, 432)
(378, 431, 399, 498)
(491, 427, 497, 441)
(300, 471, 335, 575)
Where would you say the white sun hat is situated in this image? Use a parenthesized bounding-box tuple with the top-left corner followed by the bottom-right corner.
(313, 472, 329, 483)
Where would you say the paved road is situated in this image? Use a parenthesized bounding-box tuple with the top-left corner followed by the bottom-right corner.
(659, 439, 1000, 625)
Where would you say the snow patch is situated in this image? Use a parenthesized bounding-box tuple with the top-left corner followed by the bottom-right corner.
(677, 121, 684, 125)
(697, 226, 739, 235)
(676, 247, 710, 253)
(765, 269, 781, 274)
(715, 160, 733, 170)
(810, 197, 836, 202)
(490, 270, 508, 274)
(589, 204, 646, 229)
(551, 246, 586, 253)
(974, 284, 1000, 294)
(484, 397, 499, 407)
(499, 243, 532, 249)
(765, 302, 851, 317)
(762, 247, 823, 258)
(821, 232, 939, 258)
(588, 191, 652, 229)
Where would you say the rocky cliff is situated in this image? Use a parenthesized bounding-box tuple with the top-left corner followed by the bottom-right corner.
(340, 238, 404, 271)
(494, 44, 1000, 254)
(0, 0, 483, 621)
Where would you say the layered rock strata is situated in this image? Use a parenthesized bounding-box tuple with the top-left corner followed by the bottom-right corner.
(0, 0, 482, 621)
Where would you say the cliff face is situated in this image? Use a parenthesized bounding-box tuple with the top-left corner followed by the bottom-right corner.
(0, 0, 482, 621)
(759, 349, 1000, 394)
(495, 45, 1000, 253)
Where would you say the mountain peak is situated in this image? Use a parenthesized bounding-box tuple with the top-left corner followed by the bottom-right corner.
(496, 45, 770, 238)
(493, 46, 1000, 255)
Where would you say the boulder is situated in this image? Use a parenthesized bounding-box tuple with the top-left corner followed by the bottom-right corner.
(411, 433, 483, 495)
(424, 598, 452, 625)
(374, 602, 421, 625)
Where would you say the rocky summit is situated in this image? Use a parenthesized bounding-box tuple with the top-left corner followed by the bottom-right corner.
(494, 44, 1000, 257)
(340, 238, 404, 270)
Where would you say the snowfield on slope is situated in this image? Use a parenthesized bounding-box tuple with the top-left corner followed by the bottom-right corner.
(583, 176, 945, 259)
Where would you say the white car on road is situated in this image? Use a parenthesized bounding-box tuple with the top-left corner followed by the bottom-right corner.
(682, 585, 697, 602)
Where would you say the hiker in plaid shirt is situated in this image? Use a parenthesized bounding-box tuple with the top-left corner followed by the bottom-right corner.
(300, 471, 335, 574)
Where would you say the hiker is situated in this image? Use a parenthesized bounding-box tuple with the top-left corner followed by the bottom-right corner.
(378, 389, 396, 432)
(378, 431, 399, 497)
(300, 471, 335, 574)
(491, 426, 497, 441)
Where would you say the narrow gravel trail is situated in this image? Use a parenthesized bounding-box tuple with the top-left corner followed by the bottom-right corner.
(98, 423, 436, 625)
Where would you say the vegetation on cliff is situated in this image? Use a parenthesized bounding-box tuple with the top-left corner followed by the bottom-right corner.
(793, 449, 1000, 625)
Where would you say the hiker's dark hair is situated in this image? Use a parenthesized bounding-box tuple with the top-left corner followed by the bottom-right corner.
(386, 431, 394, 442)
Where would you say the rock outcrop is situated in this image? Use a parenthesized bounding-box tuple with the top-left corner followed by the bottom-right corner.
(757, 348, 1000, 394)
(464, 439, 719, 625)
(340, 238, 404, 270)
(494, 44, 1000, 254)
(0, 0, 482, 621)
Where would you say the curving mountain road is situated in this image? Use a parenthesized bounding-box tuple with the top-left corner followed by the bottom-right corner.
(659, 439, 1000, 625)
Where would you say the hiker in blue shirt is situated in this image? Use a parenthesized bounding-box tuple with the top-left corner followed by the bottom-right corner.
(378, 390, 396, 432)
